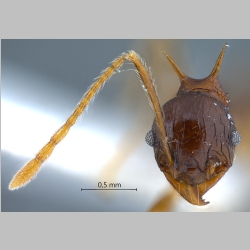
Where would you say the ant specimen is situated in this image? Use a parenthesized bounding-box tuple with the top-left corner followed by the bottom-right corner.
(9, 44, 241, 206)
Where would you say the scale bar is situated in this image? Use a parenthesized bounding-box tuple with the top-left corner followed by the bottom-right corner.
(81, 188, 137, 191)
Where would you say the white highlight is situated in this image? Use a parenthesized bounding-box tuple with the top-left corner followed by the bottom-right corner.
(2, 100, 115, 175)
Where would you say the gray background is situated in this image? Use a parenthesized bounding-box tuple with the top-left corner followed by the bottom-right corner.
(2, 39, 250, 211)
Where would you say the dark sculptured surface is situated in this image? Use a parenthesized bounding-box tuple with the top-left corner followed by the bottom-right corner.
(148, 45, 241, 206)
(152, 91, 240, 205)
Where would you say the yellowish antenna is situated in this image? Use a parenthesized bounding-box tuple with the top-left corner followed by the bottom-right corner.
(9, 51, 173, 190)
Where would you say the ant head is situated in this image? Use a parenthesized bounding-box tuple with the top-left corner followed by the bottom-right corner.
(162, 44, 230, 105)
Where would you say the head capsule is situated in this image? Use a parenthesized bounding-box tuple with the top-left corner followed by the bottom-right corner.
(147, 44, 241, 206)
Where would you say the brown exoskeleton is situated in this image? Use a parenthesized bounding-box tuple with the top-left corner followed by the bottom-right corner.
(147, 45, 241, 205)
(9, 44, 241, 206)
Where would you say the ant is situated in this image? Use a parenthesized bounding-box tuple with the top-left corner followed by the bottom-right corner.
(9, 43, 241, 206)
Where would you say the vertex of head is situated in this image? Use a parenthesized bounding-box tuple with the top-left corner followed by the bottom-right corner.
(162, 44, 229, 105)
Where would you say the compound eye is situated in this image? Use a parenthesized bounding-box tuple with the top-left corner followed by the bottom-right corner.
(230, 130, 241, 146)
(145, 130, 155, 147)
